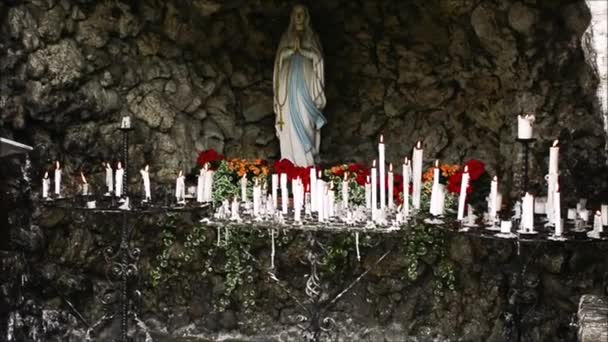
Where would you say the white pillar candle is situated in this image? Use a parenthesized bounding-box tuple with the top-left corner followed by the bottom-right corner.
(412, 141, 423, 209)
(341, 172, 349, 208)
(81, 173, 88, 196)
(546, 173, 557, 224)
(141, 165, 151, 201)
(567, 208, 577, 220)
(115, 162, 124, 198)
(457, 166, 470, 221)
(602, 204, 608, 226)
(371, 160, 377, 220)
(517, 113, 534, 139)
(379, 134, 386, 209)
(554, 184, 562, 237)
(317, 179, 325, 222)
(203, 165, 214, 202)
(272, 174, 279, 209)
(196, 168, 204, 203)
(105, 162, 113, 194)
(580, 209, 589, 222)
(175, 170, 185, 202)
(42, 172, 50, 199)
(294, 179, 302, 222)
(500, 220, 512, 234)
(280, 173, 288, 214)
(593, 211, 603, 233)
(54, 161, 61, 196)
(324, 183, 331, 220)
(365, 176, 371, 209)
(388, 163, 394, 209)
(310, 167, 317, 212)
(549, 140, 559, 175)
(231, 197, 240, 220)
(430, 160, 441, 216)
(489, 176, 498, 222)
(522, 192, 535, 231)
(241, 175, 247, 203)
(305, 185, 311, 216)
(403, 158, 410, 218)
(253, 179, 261, 217)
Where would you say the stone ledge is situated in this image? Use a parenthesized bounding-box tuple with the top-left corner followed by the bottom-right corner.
(578, 295, 608, 342)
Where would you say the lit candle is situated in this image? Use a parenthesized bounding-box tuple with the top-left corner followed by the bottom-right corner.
(81, 172, 88, 196)
(412, 141, 423, 209)
(272, 174, 279, 209)
(305, 184, 311, 216)
(593, 210, 603, 235)
(489, 176, 498, 223)
(429, 160, 443, 216)
(280, 173, 288, 214)
(522, 192, 535, 232)
(379, 134, 386, 209)
(328, 182, 335, 217)
(196, 168, 204, 203)
(54, 161, 61, 196)
(241, 174, 247, 203)
(203, 164, 213, 202)
(554, 183, 562, 237)
(403, 158, 410, 218)
(105, 162, 113, 194)
(549, 140, 559, 175)
(371, 160, 377, 220)
(253, 178, 261, 217)
(141, 165, 151, 201)
(42, 172, 50, 199)
(457, 166, 470, 221)
(365, 175, 371, 209)
(175, 170, 185, 202)
(317, 178, 325, 222)
(310, 167, 317, 212)
(388, 163, 394, 209)
(294, 178, 302, 222)
(115, 162, 123, 198)
(517, 113, 534, 139)
(602, 204, 608, 226)
(231, 197, 240, 220)
(342, 172, 349, 208)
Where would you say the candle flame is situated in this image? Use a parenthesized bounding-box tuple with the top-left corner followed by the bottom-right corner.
(404, 157, 409, 164)
(56, 161, 60, 169)
(318, 170, 322, 178)
(204, 163, 209, 171)
(178, 170, 183, 177)
(493, 176, 498, 182)
(597, 210, 602, 216)
(366, 175, 370, 183)
(117, 161, 122, 169)
(415, 141, 422, 149)
(145, 165, 149, 171)
(372, 159, 376, 167)
(552, 139, 559, 147)
(434, 160, 439, 167)
(464, 165, 469, 173)
(389, 163, 393, 172)
(44, 171, 49, 179)
(81, 172, 87, 184)
(380, 134, 384, 143)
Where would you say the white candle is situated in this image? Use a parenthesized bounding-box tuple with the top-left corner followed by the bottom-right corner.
(324, 183, 331, 220)
(310, 167, 317, 212)
(365, 176, 371, 209)
(105, 162, 113, 193)
(54, 161, 61, 196)
(294, 178, 302, 222)
(175, 170, 185, 202)
(430, 160, 442, 216)
(549, 140, 559, 175)
(500, 220, 512, 234)
(594, 211, 603, 234)
(341, 172, 349, 208)
(403, 158, 410, 218)
(412, 141, 423, 209)
(522, 192, 535, 231)
(231, 197, 240, 220)
(388, 163, 394, 209)
(203, 164, 213, 202)
(81, 172, 88, 196)
(253, 179, 261, 217)
(196, 168, 204, 203)
(305, 184, 311, 216)
(115, 162, 124, 198)
(280, 173, 288, 214)
(554, 184, 562, 236)
(272, 174, 279, 209)
(489, 176, 498, 222)
(141, 165, 151, 201)
(317, 178, 325, 222)
(241, 175, 247, 203)
(580, 209, 589, 222)
(42, 172, 50, 199)
(457, 166, 470, 221)
(379, 134, 386, 209)
(567, 208, 576, 220)
(329, 182, 335, 217)
(517, 113, 534, 139)
(371, 160, 377, 220)
(602, 205, 608, 226)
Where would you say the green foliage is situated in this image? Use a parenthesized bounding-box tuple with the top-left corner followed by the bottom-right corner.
(212, 161, 239, 206)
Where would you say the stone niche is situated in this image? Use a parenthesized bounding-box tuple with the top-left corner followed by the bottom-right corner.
(0, 0, 607, 200)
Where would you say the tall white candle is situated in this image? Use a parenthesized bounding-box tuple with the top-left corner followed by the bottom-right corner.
(388, 163, 394, 209)
(305, 184, 311, 216)
(203, 166, 214, 202)
(54, 161, 61, 196)
(549, 140, 559, 175)
(379, 134, 386, 209)
(522, 193, 535, 231)
(105, 162, 113, 194)
(175, 170, 185, 202)
(280, 173, 288, 214)
(365, 175, 371, 209)
(489, 176, 498, 222)
(253, 179, 261, 217)
(457, 166, 470, 221)
(429, 160, 442, 216)
(403, 158, 410, 217)
(317, 178, 325, 222)
(412, 141, 423, 209)
(517, 113, 534, 139)
(81, 173, 88, 196)
(294, 178, 302, 222)
(115, 162, 124, 198)
(593, 210, 603, 234)
(310, 167, 317, 212)
(241, 175, 247, 203)
(328, 182, 335, 217)
(554, 184, 562, 237)
(141, 165, 151, 201)
(272, 174, 279, 209)
(342, 172, 349, 208)
(42, 172, 50, 199)
(196, 168, 204, 203)
(602, 204, 608, 226)
(371, 160, 377, 220)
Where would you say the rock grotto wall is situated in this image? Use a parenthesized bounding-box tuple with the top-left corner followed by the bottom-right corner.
(0, 0, 607, 198)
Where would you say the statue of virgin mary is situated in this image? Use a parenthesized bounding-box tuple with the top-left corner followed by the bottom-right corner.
(273, 4, 326, 166)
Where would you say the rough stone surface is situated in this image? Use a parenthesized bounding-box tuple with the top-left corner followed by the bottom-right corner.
(578, 295, 608, 342)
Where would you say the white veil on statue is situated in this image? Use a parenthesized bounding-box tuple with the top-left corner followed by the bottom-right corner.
(273, 4, 326, 166)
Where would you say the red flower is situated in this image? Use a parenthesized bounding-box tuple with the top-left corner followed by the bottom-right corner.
(447, 171, 474, 195)
(355, 173, 368, 186)
(464, 159, 485, 181)
(197, 149, 224, 168)
(273, 159, 295, 176)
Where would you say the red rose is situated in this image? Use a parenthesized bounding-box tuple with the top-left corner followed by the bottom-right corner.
(355, 173, 367, 186)
(273, 159, 295, 176)
(447, 171, 473, 194)
(464, 159, 485, 181)
(197, 149, 224, 168)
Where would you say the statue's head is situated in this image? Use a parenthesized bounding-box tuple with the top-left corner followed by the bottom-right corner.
(290, 4, 310, 32)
